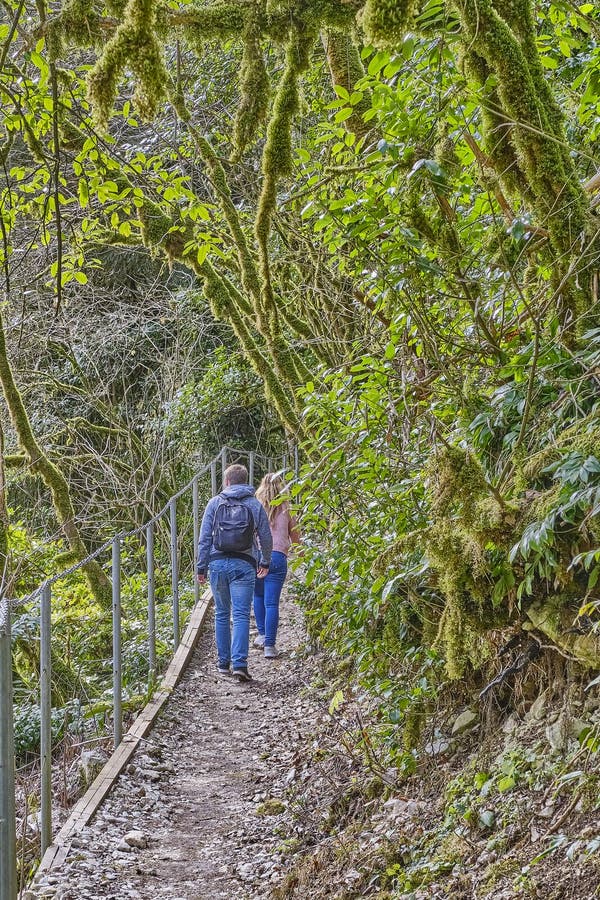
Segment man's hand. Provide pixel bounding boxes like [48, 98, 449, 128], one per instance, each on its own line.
[257, 566, 268, 579]
[197, 573, 207, 585]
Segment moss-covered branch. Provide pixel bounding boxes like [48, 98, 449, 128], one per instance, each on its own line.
[0, 309, 111, 607]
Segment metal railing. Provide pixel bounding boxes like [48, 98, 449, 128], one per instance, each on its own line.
[0, 445, 291, 900]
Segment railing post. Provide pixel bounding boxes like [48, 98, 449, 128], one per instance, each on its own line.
[112, 538, 122, 748]
[170, 498, 180, 649]
[221, 447, 227, 486]
[146, 522, 156, 683]
[0, 599, 17, 900]
[268, 457, 274, 473]
[193, 477, 200, 605]
[282, 453, 288, 475]
[294, 445, 299, 478]
[40, 583, 52, 856]
[248, 451, 255, 486]
[211, 459, 218, 497]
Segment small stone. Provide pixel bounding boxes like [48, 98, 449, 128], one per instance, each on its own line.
[238, 862, 255, 879]
[570, 718, 590, 740]
[425, 736, 454, 755]
[452, 709, 479, 735]
[115, 839, 133, 852]
[526, 691, 548, 722]
[502, 713, 520, 735]
[78, 749, 108, 788]
[546, 717, 569, 751]
[123, 829, 147, 849]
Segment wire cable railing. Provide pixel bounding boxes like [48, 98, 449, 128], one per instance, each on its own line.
[0, 445, 292, 900]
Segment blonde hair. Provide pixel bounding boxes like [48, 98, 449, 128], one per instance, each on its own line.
[256, 472, 286, 524]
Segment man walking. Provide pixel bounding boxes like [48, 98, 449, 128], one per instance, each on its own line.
[197, 463, 272, 681]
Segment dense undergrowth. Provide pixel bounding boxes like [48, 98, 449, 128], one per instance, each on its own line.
[272, 643, 600, 897]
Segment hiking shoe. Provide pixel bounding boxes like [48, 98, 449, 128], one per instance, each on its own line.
[232, 667, 253, 682]
[217, 663, 231, 675]
[264, 645, 278, 659]
[253, 634, 265, 648]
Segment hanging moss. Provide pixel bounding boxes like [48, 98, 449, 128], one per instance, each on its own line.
[454, 0, 591, 321]
[360, 0, 418, 47]
[255, 28, 315, 335]
[422, 446, 517, 677]
[133, 190, 191, 264]
[231, 14, 270, 161]
[87, 0, 169, 128]
[21, 119, 46, 165]
[46, 0, 103, 59]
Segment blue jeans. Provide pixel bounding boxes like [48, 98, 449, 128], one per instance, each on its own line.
[253, 551, 288, 647]
[209, 557, 256, 669]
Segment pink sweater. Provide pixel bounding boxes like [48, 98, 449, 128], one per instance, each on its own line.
[270, 504, 301, 556]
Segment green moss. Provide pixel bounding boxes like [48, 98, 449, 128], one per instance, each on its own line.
[47, 0, 102, 59]
[231, 14, 270, 161]
[455, 0, 591, 319]
[522, 417, 600, 481]
[256, 798, 286, 816]
[255, 28, 315, 336]
[87, 0, 169, 128]
[180, 1, 248, 52]
[360, 0, 417, 46]
[425, 447, 515, 677]
[322, 29, 370, 138]
[21, 120, 46, 164]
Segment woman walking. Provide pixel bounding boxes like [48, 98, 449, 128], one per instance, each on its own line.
[253, 472, 301, 658]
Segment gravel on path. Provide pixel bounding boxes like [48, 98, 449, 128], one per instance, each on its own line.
[29, 590, 317, 900]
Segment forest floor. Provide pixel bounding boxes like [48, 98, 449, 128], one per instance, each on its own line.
[27, 582, 600, 900]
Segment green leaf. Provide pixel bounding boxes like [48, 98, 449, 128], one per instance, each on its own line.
[329, 689, 344, 715]
[497, 776, 516, 792]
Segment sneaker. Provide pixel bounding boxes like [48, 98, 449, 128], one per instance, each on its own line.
[264, 645, 278, 659]
[232, 667, 253, 682]
[253, 634, 266, 648]
[216, 662, 231, 675]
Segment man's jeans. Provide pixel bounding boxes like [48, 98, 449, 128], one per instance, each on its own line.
[209, 557, 256, 669]
[253, 551, 287, 647]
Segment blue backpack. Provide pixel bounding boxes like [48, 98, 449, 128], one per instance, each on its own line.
[212, 495, 255, 552]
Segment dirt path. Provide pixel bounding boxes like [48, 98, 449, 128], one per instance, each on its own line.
[29, 591, 318, 900]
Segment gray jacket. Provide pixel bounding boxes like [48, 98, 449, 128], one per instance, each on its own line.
[196, 483, 273, 575]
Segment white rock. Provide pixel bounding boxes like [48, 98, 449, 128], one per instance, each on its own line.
[123, 829, 147, 849]
[526, 690, 548, 721]
[452, 709, 479, 735]
[78, 749, 108, 787]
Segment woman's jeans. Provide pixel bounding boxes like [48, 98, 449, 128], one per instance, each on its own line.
[253, 551, 288, 647]
[209, 557, 256, 669]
